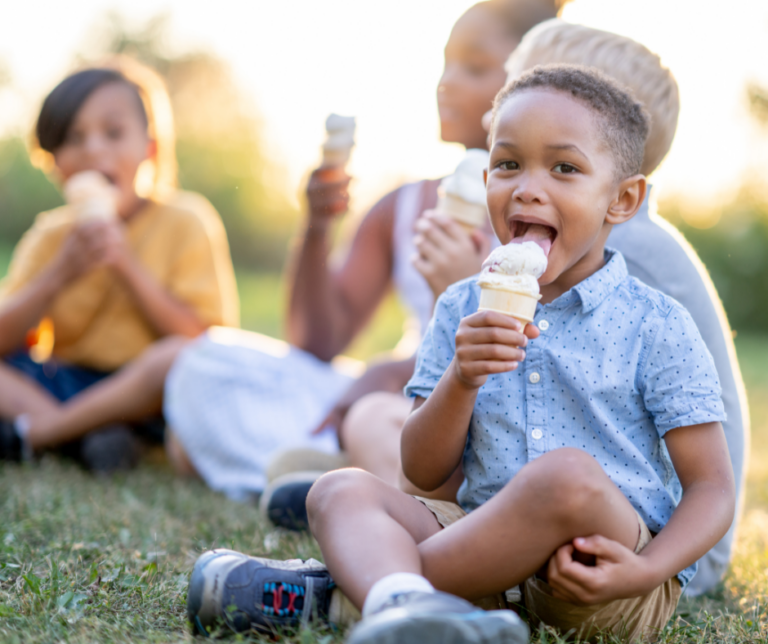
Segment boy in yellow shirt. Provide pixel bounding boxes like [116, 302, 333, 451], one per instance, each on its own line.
[0, 64, 237, 471]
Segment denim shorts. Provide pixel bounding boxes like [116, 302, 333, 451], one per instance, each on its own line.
[4, 351, 165, 444]
[4, 351, 111, 402]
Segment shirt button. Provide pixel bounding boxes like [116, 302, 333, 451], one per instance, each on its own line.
[531, 428, 543, 440]
[538, 319, 550, 331]
[529, 372, 541, 384]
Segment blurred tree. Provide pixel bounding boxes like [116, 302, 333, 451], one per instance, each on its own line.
[0, 138, 63, 244]
[0, 12, 297, 270]
[660, 189, 768, 335]
[746, 81, 768, 127]
[90, 12, 299, 270]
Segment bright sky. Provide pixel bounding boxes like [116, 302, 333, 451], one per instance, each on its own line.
[1, 0, 768, 211]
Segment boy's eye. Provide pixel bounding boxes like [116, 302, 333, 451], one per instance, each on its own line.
[553, 163, 578, 174]
[496, 160, 519, 171]
[106, 127, 124, 140]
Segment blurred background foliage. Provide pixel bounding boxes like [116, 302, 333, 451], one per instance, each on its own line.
[0, 13, 298, 272]
[661, 187, 768, 335]
[0, 14, 767, 344]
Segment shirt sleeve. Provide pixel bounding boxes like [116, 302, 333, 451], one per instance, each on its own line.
[404, 288, 463, 400]
[639, 304, 726, 435]
[166, 212, 237, 329]
[0, 213, 69, 303]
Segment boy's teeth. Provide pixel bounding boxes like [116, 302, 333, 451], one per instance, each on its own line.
[512, 223, 554, 257]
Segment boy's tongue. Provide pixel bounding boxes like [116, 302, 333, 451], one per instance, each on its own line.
[511, 223, 553, 257]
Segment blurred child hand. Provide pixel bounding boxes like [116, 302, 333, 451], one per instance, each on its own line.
[453, 311, 539, 389]
[547, 535, 652, 606]
[412, 211, 491, 299]
[306, 167, 352, 224]
[54, 220, 131, 284]
[85, 219, 131, 272]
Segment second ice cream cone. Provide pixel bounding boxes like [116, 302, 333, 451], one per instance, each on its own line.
[437, 193, 488, 230]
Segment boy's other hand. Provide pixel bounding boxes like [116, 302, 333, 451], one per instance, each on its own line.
[412, 211, 491, 299]
[86, 219, 130, 272]
[547, 535, 652, 605]
[55, 220, 131, 284]
[452, 310, 539, 389]
[306, 168, 351, 225]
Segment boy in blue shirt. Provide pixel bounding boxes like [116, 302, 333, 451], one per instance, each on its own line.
[187, 65, 734, 644]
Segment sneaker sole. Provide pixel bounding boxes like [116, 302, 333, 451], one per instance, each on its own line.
[347, 609, 529, 644]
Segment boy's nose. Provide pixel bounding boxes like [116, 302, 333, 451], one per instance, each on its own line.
[512, 173, 545, 204]
[438, 64, 462, 94]
[82, 133, 107, 159]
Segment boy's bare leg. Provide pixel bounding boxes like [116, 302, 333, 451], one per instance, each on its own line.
[343, 392, 465, 501]
[26, 336, 189, 449]
[0, 362, 60, 418]
[307, 468, 444, 609]
[308, 448, 639, 609]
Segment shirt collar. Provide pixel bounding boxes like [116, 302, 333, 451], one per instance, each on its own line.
[572, 248, 628, 313]
[541, 248, 628, 314]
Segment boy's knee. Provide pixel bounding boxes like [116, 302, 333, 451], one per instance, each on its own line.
[306, 468, 381, 530]
[149, 335, 190, 363]
[341, 392, 409, 448]
[519, 448, 607, 517]
[136, 336, 190, 378]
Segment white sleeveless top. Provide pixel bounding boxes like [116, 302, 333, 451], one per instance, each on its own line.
[391, 181, 436, 337]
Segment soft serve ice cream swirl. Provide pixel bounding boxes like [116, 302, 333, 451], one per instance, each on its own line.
[476, 241, 547, 298]
[436, 149, 489, 229]
[322, 114, 356, 167]
[438, 149, 488, 208]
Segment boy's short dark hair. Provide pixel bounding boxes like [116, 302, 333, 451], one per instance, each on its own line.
[492, 63, 650, 179]
[36, 68, 148, 153]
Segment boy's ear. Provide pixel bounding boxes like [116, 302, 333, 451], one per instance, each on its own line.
[606, 175, 646, 225]
[483, 168, 488, 186]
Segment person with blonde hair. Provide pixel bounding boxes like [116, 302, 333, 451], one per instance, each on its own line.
[0, 58, 237, 472]
[501, 17, 748, 597]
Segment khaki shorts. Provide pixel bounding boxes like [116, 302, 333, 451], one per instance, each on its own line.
[415, 497, 682, 643]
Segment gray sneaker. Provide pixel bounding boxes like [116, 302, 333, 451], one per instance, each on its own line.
[347, 591, 529, 644]
[187, 549, 335, 635]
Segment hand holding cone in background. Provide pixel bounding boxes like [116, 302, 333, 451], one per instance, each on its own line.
[63, 171, 119, 221]
[436, 149, 490, 232]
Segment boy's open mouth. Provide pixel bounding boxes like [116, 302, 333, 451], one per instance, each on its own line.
[510, 219, 557, 257]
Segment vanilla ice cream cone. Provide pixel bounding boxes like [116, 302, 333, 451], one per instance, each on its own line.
[321, 113, 356, 170]
[436, 193, 488, 231]
[477, 287, 539, 324]
[476, 241, 548, 324]
[64, 171, 118, 221]
[436, 149, 489, 231]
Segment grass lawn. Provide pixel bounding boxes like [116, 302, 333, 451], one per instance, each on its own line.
[0, 251, 766, 642]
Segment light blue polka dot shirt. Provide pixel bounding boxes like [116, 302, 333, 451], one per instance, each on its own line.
[405, 249, 725, 589]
